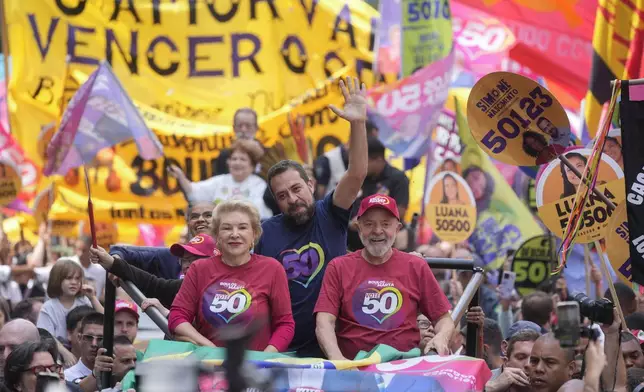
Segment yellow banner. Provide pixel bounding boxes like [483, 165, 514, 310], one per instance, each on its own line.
[4, 0, 377, 223]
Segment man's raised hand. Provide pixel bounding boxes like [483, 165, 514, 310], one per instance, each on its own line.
[329, 77, 368, 123]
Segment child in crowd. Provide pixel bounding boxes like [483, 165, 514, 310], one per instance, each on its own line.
[36, 258, 103, 340]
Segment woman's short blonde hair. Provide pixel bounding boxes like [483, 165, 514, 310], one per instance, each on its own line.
[229, 139, 264, 166]
[211, 200, 263, 245]
[47, 257, 84, 299]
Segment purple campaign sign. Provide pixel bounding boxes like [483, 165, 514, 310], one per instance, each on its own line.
[44, 62, 163, 176]
[375, 0, 402, 76]
[368, 53, 454, 158]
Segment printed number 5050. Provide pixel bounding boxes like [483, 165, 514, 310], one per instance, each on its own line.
[480, 86, 554, 154]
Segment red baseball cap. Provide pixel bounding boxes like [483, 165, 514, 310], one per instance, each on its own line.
[115, 300, 139, 322]
[631, 329, 644, 346]
[170, 234, 217, 258]
[356, 194, 400, 220]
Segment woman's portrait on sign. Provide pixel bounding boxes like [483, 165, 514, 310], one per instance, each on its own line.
[559, 152, 588, 199]
[440, 173, 466, 205]
[536, 148, 623, 206]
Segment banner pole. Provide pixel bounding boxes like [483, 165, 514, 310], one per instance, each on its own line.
[83, 166, 97, 248]
[594, 240, 627, 327]
[612, 78, 644, 87]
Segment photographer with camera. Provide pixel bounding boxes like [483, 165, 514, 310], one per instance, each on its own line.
[553, 293, 627, 392]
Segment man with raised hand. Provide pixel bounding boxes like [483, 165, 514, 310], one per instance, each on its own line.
[314, 195, 453, 360]
[256, 77, 369, 357]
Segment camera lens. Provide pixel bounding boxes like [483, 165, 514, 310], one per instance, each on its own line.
[571, 292, 614, 325]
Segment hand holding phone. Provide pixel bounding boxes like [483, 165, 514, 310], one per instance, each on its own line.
[499, 271, 516, 299]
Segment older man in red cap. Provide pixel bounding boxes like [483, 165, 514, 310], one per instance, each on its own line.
[314, 194, 453, 360]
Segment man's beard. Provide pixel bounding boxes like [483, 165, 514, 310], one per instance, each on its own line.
[284, 202, 315, 226]
[359, 234, 394, 257]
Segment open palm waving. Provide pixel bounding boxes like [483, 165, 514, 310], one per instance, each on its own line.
[329, 77, 368, 122]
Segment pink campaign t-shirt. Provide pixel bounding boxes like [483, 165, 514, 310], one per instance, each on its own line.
[169, 254, 295, 351]
[314, 249, 452, 359]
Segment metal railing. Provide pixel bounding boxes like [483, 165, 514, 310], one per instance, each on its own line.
[113, 256, 483, 359]
[425, 257, 484, 359]
[101, 256, 484, 388]
[120, 280, 171, 336]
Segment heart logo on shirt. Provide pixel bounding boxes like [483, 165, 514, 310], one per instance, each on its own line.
[279, 243, 325, 288]
[208, 288, 252, 324]
[363, 286, 403, 325]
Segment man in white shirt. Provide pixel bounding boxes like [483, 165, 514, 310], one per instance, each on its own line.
[65, 312, 103, 385]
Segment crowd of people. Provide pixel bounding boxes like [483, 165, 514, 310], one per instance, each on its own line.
[0, 76, 638, 392]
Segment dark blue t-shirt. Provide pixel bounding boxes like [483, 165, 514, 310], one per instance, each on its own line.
[255, 192, 350, 355]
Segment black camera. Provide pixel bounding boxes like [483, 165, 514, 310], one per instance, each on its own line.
[571, 292, 614, 325]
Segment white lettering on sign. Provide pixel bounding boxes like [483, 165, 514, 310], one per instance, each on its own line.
[505, 21, 551, 52]
[555, 35, 592, 59]
[632, 234, 644, 257]
[627, 166, 644, 206]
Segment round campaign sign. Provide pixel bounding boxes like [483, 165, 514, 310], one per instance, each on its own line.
[81, 221, 118, 250]
[0, 161, 22, 206]
[33, 185, 55, 228]
[511, 235, 555, 296]
[586, 129, 624, 169]
[606, 203, 631, 285]
[467, 72, 571, 166]
[536, 148, 625, 243]
[425, 171, 477, 243]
